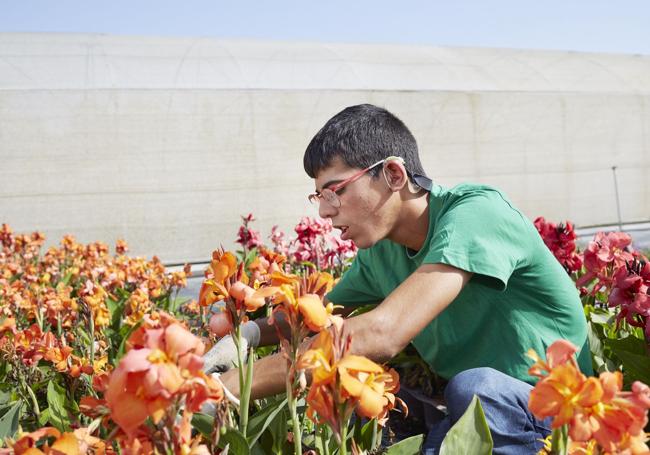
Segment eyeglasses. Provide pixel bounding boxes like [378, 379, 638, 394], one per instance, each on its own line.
[308, 156, 405, 208]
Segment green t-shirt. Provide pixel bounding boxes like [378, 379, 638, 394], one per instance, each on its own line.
[327, 183, 592, 384]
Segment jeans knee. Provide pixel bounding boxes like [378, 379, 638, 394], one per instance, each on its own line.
[444, 367, 504, 418]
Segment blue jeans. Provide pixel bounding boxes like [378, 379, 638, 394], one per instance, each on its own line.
[422, 368, 552, 455]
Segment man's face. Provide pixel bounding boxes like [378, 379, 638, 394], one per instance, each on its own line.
[313, 157, 395, 249]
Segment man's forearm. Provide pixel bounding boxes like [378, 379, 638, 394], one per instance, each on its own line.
[220, 352, 288, 399]
[256, 313, 290, 346]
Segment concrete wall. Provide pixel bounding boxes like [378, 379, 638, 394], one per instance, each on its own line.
[1, 33, 649, 262]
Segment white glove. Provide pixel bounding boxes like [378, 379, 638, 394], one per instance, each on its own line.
[200, 373, 240, 415]
[202, 321, 261, 374]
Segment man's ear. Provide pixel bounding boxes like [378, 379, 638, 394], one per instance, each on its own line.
[383, 160, 408, 191]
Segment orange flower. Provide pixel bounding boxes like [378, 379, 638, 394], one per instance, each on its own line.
[529, 363, 602, 427]
[105, 316, 221, 437]
[528, 340, 650, 453]
[124, 288, 152, 326]
[298, 326, 405, 433]
[8, 426, 105, 455]
[79, 280, 110, 328]
[258, 270, 338, 335]
[198, 279, 227, 307]
[198, 250, 255, 312]
[527, 339, 579, 378]
[297, 294, 331, 332]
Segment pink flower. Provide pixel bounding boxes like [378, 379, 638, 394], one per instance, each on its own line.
[608, 260, 650, 337]
[577, 231, 635, 292]
[269, 225, 289, 256]
[235, 213, 263, 250]
[534, 217, 582, 274]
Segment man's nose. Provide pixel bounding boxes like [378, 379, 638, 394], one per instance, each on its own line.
[318, 198, 337, 219]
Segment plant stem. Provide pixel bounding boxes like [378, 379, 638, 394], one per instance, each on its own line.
[235, 324, 253, 437]
[288, 328, 304, 455]
[89, 311, 95, 365]
[287, 383, 302, 455]
[370, 418, 378, 451]
[339, 419, 348, 455]
[319, 425, 331, 455]
[551, 425, 569, 455]
[23, 376, 40, 419]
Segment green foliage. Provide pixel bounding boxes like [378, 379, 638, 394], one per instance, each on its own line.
[550, 425, 569, 455]
[606, 336, 650, 385]
[439, 395, 493, 455]
[0, 401, 22, 442]
[218, 427, 250, 454]
[246, 396, 288, 447]
[384, 434, 424, 454]
[191, 412, 215, 439]
[352, 418, 381, 452]
[46, 380, 70, 432]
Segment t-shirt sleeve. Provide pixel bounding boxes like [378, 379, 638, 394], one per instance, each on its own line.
[326, 249, 383, 307]
[423, 189, 529, 290]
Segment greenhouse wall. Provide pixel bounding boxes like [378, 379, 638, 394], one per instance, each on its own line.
[1, 33, 649, 262]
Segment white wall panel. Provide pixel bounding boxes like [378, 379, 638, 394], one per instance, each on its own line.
[1, 33, 649, 262]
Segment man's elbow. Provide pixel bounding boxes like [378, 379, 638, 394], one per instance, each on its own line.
[367, 313, 408, 362]
[377, 339, 407, 362]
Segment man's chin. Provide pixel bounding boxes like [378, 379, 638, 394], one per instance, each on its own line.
[351, 236, 377, 250]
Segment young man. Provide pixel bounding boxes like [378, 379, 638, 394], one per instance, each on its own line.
[208, 104, 592, 454]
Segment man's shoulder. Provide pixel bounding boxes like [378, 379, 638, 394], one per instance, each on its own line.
[434, 182, 521, 219]
[444, 182, 508, 200]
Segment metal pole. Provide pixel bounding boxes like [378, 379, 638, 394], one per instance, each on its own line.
[611, 166, 623, 231]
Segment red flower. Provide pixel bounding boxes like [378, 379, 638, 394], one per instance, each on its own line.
[609, 260, 650, 337]
[534, 217, 582, 274]
[577, 231, 635, 292]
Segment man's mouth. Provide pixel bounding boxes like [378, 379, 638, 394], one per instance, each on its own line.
[335, 225, 350, 240]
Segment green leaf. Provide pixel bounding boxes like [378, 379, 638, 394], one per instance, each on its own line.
[218, 427, 250, 454]
[606, 335, 647, 356]
[587, 309, 615, 326]
[0, 390, 12, 406]
[550, 425, 569, 455]
[250, 444, 268, 455]
[0, 401, 22, 441]
[47, 380, 70, 431]
[60, 271, 73, 286]
[243, 248, 259, 267]
[610, 348, 650, 385]
[115, 320, 142, 362]
[191, 412, 215, 439]
[352, 418, 381, 452]
[38, 408, 51, 427]
[439, 395, 493, 455]
[106, 296, 124, 329]
[246, 396, 288, 447]
[268, 408, 288, 454]
[384, 434, 424, 455]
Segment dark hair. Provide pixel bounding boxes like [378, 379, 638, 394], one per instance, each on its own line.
[303, 104, 427, 179]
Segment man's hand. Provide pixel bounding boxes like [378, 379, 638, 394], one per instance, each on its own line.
[202, 321, 261, 374]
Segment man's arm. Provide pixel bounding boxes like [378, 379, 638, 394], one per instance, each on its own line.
[220, 263, 472, 399]
[343, 263, 471, 361]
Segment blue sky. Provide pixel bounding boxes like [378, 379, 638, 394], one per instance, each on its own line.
[1, 0, 649, 54]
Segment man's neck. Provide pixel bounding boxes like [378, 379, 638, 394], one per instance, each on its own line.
[387, 191, 430, 252]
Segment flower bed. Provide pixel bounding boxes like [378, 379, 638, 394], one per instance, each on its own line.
[0, 217, 648, 454]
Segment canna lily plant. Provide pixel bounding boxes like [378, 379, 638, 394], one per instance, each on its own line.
[528, 339, 650, 454]
[298, 323, 406, 455]
[101, 311, 223, 451]
[245, 269, 338, 455]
